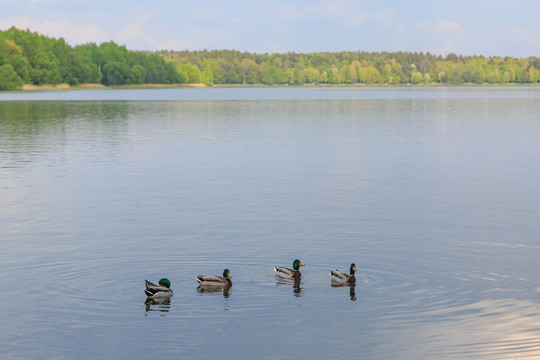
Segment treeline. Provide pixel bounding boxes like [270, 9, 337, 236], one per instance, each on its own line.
[163, 50, 540, 86]
[1, 26, 540, 90]
[0, 27, 180, 90]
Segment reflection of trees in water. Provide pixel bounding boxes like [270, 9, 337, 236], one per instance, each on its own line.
[0, 101, 130, 168]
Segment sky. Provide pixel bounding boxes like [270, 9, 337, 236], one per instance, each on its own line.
[1, 0, 539, 57]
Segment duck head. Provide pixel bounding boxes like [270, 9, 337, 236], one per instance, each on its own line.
[293, 259, 305, 270]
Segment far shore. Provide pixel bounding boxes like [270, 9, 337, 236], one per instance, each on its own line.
[16, 82, 540, 91]
[20, 83, 207, 91]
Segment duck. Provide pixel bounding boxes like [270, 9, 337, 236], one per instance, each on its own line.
[330, 263, 356, 284]
[274, 259, 304, 279]
[196, 269, 232, 287]
[144, 278, 173, 299]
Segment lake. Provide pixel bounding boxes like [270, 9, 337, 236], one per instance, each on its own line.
[1, 86, 540, 359]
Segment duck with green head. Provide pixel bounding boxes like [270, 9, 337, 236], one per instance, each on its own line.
[196, 269, 232, 287]
[144, 278, 173, 299]
[274, 259, 304, 279]
[330, 263, 356, 284]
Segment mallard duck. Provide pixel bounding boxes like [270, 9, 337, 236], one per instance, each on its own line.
[330, 263, 356, 284]
[274, 259, 304, 279]
[196, 269, 232, 287]
[144, 278, 173, 299]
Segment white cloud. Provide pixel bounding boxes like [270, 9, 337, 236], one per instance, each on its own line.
[115, 23, 160, 50]
[115, 23, 186, 51]
[306, 0, 366, 27]
[436, 20, 462, 33]
[0, 16, 110, 45]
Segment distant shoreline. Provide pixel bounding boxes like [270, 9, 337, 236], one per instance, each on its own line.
[20, 83, 207, 91]
[16, 82, 540, 91]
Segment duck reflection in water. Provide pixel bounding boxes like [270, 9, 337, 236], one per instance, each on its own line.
[144, 297, 171, 313]
[275, 278, 304, 297]
[331, 283, 357, 301]
[196, 285, 231, 298]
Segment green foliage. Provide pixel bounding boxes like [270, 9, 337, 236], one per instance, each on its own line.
[161, 50, 540, 86]
[0, 27, 180, 88]
[0, 63, 23, 90]
[176, 63, 200, 83]
[1, 27, 539, 89]
[1, 27, 103, 86]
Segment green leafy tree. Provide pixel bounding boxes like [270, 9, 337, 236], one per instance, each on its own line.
[284, 68, 295, 84]
[202, 64, 214, 85]
[305, 67, 321, 83]
[176, 63, 199, 83]
[486, 70, 501, 84]
[225, 65, 242, 84]
[529, 67, 540, 83]
[127, 64, 146, 84]
[410, 70, 423, 84]
[0, 63, 23, 89]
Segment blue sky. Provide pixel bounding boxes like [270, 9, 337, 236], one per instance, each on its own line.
[1, 0, 539, 57]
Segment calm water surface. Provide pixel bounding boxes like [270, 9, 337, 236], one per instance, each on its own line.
[1, 87, 540, 359]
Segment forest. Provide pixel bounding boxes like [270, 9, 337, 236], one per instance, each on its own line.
[1, 26, 539, 90]
[0, 27, 180, 90]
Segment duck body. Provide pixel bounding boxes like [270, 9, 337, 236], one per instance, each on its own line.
[144, 278, 173, 299]
[196, 269, 232, 287]
[274, 259, 304, 279]
[330, 263, 356, 284]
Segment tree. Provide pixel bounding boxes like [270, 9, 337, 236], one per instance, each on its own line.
[284, 68, 295, 84]
[410, 70, 423, 84]
[0, 63, 23, 89]
[237, 58, 257, 85]
[261, 61, 277, 84]
[102, 61, 129, 85]
[202, 64, 214, 85]
[225, 65, 242, 84]
[127, 64, 146, 84]
[529, 67, 540, 83]
[305, 67, 321, 83]
[486, 70, 501, 84]
[358, 65, 380, 84]
[380, 64, 392, 84]
[515, 67, 529, 83]
[176, 63, 200, 83]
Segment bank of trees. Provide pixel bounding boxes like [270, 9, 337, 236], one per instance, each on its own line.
[162, 50, 540, 86]
[1, 26, 539, 90]
[0, 27, 180, 89]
